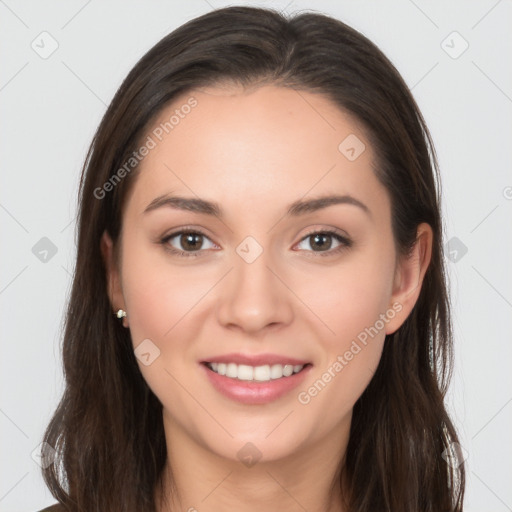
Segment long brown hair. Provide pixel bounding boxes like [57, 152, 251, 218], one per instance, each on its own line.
[41, 6, 465, 511]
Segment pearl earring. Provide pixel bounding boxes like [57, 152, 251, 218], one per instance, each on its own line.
[116, 309, 127, 319]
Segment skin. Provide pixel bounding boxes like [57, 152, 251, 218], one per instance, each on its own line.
[101, 84, 432, 512]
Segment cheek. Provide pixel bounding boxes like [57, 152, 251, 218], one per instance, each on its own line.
[298, 336, 385, 417]
[297, 251, 395, 346]
[293, 249, 394, 407]
[297, 266, 392, 414]
[121, 238, 214, 343]
[120, 245, 212, 418]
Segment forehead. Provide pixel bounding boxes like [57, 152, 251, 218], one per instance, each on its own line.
[125, 84, 387, 219]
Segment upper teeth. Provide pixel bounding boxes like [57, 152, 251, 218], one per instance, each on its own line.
[208, 362, 305, 381]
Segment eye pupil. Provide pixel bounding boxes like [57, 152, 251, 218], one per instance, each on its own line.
[311, 233, 331, 251]
[181, 233, 202, 250]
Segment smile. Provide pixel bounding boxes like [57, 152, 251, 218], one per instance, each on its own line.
[201, 361, 313, 405]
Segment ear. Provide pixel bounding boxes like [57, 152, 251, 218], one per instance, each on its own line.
[100, 230, 129, 328]
[385, 223, 433, 335]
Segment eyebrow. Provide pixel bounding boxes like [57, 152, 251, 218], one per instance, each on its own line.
[143, 193, 371, 219]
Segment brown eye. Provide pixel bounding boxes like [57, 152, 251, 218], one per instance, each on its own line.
[296, 230, 352, 256]
[161, 230, 216, 257]
[179, 232, 204, 251]
[309, 233, 334, 251]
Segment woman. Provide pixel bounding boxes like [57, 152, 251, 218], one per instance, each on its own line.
[38, 5, 465, 511]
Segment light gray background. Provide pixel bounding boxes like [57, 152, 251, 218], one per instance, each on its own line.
[1, 1, 511, 511]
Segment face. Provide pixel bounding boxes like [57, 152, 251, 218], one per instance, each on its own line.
[102, 84, 426, 465]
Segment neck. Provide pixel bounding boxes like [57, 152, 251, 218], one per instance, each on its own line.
[154, 411, 350, 512]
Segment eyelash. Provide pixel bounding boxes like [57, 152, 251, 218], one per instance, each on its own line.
[160, 227, 353, 259]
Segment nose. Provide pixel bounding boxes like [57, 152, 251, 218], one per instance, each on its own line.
[216, 246, 294, 335]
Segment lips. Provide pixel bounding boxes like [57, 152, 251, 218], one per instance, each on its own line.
[199, 352, 314, 404]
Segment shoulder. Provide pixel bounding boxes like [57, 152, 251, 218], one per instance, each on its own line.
[37, 504, 65, 512]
